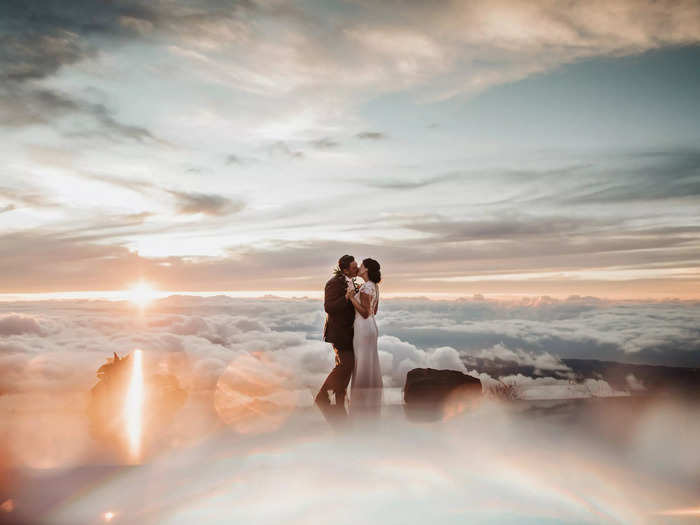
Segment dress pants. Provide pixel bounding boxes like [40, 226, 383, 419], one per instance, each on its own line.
[318, 345, 354, 404]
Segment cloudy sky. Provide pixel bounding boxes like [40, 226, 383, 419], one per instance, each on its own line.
[2, 0, 700, 297]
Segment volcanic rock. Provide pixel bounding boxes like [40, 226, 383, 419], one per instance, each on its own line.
[404, 368, 482, 421]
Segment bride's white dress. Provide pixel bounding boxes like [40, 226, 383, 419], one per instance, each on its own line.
[350, 281, 383, 413]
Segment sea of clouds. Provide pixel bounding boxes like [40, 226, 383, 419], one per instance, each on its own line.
[2, 295, 700, 524]
[1, 294, 699, 403]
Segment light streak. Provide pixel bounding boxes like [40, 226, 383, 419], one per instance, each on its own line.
[125, 349, 143, 462]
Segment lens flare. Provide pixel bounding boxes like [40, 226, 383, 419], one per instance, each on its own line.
[124, 349, 143, 462]
[214, 353, 297, 435]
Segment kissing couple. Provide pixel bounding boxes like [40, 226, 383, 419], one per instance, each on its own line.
[315, 254, 383, 417]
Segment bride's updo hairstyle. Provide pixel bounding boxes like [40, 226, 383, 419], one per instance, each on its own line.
[362, 258, 381, 284]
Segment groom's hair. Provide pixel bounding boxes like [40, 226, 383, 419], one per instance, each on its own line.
[338, 254, 355, 271]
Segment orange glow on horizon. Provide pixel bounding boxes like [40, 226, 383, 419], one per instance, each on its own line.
[654, 506, 700, 516]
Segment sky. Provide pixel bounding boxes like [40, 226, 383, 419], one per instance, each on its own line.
[2, 0, 700, 297]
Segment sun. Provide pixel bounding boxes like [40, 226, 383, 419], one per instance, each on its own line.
[127, 281, 158, 307]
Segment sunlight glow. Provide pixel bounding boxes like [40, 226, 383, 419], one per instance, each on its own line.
[127, 281, 158, 307]
[125, 349, 144, 463]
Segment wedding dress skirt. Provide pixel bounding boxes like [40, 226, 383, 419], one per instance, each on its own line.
[350, 282, 383, 414]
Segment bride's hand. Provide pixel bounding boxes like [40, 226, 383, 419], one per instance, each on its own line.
[345, 287, 356, 300]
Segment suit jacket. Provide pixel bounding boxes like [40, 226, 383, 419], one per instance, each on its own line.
[322, 274, 356, 352]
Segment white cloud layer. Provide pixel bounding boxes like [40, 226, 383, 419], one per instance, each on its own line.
[0, 294, 697, 479]
[2, 295, 696, 405]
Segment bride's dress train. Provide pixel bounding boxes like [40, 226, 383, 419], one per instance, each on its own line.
[350, 281, 383, 415]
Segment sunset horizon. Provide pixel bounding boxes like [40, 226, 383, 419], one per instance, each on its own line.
[2, 285, 699, 302]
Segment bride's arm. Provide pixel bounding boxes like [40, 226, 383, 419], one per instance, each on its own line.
[349, 292, 371, 319]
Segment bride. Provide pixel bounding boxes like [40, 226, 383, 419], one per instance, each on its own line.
[346, 258, 383, 414]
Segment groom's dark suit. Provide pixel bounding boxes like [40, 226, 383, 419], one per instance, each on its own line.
[318, 273, 357, 405]
[323, 274, 356, 351]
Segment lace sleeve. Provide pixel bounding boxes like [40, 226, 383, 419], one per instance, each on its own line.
[360, 281, 376, 296]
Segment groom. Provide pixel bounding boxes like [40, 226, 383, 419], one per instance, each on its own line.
[315, 254, 359, 412]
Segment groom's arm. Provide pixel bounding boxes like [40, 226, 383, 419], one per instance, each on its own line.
[324, 278, 348, 314]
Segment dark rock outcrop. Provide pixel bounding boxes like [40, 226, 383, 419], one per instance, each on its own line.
[404, 368, 482, 421]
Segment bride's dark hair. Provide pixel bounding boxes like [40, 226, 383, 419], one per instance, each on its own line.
[362, 258, 381, 283]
